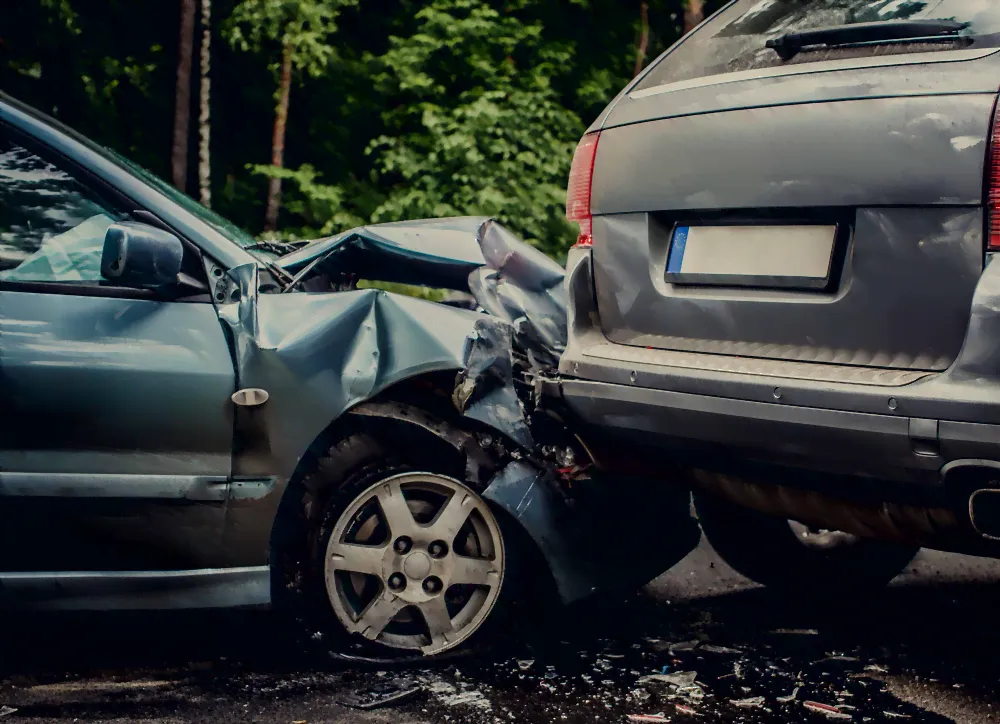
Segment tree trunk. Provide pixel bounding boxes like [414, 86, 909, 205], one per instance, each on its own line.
[171, 0, 195, 192]
[197, 0, 212, 207]
[684, 0, 705, 33]
[634, 1, 650, 77]
[264, 41, 293, 232]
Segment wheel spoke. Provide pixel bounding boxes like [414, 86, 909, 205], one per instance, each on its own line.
[328, 541, 386, 576]
[354, 589, 406, 640]
[375, 480, 416, 537]
[428, 490, 476, 542]
[418, 595, 454, 651]
[451, 554, 498, 587]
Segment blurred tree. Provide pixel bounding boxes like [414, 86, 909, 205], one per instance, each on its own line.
[224, 0, 359, 230]
[685, 0, 705, 32]
[199, 0, 212, 206]
[634, 2, 651, 77]
[171, 0, 196, 191]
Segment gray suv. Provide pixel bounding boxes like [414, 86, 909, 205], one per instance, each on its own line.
[556, 1, 1000, 592]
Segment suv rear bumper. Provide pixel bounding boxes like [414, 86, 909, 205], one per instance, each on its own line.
[559, 374, 1000, 487]
[558, 248, 1000, 489]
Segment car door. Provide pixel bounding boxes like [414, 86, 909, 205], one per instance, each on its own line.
[0, 124, 238, 573]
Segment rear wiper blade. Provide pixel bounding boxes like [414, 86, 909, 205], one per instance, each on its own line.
[766, 19, 965, 61]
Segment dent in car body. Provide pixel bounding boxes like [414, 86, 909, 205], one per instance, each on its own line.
[278, 217, 568, 369]
[212, 220, 658, 603]
[215, 262, 520, 565]
[483, 460, 701, 604]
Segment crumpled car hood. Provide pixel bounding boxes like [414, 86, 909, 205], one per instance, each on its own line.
[276, 217, 568, 367]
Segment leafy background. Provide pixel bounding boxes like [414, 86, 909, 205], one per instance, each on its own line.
[1, 0, 724, 260]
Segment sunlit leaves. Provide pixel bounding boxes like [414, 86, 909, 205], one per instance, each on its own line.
[360, 0, 584, 258]
[224, 0, 358, 80]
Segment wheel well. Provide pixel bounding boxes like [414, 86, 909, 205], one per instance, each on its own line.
[268, 371, 520, 590]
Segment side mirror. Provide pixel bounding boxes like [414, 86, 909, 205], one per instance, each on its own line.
[101, 221, 184, 288]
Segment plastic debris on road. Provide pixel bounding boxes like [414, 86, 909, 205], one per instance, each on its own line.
[336, 679, 423, 710]
[637, 670, 705, 702]
[700, 644, 742, 655]
[0, 707, 16, 718]
[627, 714, 669, 722]
[670, 640, 701, 653]
[777, 686, 801, 702]
[638, 671, 697, 687]
[730, 696, 765, 708]
[803, 700, 853, 720]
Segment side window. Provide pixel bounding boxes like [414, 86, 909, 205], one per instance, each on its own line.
[0, 133, 122, 283]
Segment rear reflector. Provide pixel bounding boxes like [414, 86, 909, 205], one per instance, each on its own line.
[567, 132, 600, 248]
[989, 97, 1000, 250]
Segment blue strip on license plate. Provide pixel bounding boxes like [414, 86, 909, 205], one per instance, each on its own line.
[667, 226, 688, 273]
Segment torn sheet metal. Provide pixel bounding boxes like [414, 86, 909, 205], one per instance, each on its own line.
[468, 220, 567, 369]
[453, 318, 535, 450]
[277, 216, 490, 289]
[482, 460, 701, 605]
[276, 217, 567, 368]
[218, 263, 523, 480]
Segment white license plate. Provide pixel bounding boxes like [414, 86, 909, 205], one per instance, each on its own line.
[666, 224, 838, 289]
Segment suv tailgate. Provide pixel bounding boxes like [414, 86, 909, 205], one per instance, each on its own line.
[588, 2, 1000, 373]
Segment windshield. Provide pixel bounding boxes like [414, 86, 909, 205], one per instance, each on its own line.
[636, 0, 1000, 90]
[104, 148, 261, 249]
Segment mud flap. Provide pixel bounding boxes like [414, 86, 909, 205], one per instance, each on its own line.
[483, 460, 701, 605]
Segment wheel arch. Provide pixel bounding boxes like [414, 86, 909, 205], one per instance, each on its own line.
[266, 371, 550, 598]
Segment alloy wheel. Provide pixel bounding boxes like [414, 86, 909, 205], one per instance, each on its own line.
[324, 472, 505, 655]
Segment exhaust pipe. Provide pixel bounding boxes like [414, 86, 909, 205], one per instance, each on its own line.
[941, 460, 1000, 540]
[970, 489, 1000, 540]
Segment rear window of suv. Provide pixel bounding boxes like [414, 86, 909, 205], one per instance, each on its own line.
[635, 0, 1000, 91]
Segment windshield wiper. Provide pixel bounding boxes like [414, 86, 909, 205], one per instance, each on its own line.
[766, 19, 965, 61]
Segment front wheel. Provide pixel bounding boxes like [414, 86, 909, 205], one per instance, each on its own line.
[323, 470, 506, 655]
[276, 422, 528, 658]
[693, 490, 919, 594]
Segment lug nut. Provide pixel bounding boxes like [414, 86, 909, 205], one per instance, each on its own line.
[393, 536, 412, 554]
[387, 573, 406, 591]
[428, 540, 448, 558]
[422, 576, 443, 594]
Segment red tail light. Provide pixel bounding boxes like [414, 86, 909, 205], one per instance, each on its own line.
[989, 97, 1000, 250]
[567, 132, 600, 248]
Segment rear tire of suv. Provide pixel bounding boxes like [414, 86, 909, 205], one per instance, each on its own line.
[693, 491, 919, 594]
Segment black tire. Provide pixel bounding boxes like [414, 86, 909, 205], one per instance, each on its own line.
[693, 490, 919, 594]
[272, 412, 536, 660]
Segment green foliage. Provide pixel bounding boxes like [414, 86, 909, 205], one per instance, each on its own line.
[356, 279, 449, 303]
[248, 163, 364, 239]
[360, 0, 584, 258]
[3, 0, 726, 259]
[224, 0, 359, 81]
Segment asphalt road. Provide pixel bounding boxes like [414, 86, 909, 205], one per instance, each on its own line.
[2, 539, 999, 724]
